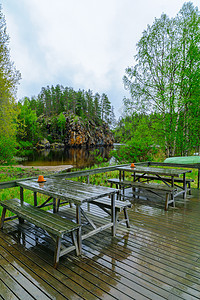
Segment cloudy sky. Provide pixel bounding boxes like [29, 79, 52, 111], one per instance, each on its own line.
[1, 0, 199, 118]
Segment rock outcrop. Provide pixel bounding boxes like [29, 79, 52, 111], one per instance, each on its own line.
[36, 112, 114, 148]
[36, 138, 50, 149]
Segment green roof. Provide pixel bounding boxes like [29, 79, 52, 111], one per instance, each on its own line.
[164, 156, 200, 164]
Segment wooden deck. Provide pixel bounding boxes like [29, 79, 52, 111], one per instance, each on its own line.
[1, 188, 200, 299]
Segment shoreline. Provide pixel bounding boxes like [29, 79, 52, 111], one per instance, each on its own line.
[1, 165, 74, 172]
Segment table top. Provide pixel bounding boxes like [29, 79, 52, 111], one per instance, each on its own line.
[116, 165, 192, 177]
[17, 177, 117, 205]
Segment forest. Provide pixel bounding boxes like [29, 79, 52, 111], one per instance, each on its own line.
[0, 2, 199, 164]
[17, 85, 115, 149]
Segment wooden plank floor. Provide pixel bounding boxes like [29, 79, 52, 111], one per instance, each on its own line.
[0, 188, 200, 299]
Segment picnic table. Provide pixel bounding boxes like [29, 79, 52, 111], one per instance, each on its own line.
[17, 177, 118, 251]
[109, 165, 192, 210]
[0, 177, 121, 267]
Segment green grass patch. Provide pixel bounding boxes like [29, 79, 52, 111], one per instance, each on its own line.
[0, 166, 49, 217]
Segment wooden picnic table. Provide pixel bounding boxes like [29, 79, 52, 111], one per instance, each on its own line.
[116, 165, 192, 200]
[17, 177, 118, 255]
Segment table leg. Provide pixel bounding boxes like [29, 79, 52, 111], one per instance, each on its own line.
[111, 193, 116, 236]
[122, 171, 125, 197]
[20, 187, 24, 205]
[76, 205, 82, 254]
[0, 208, 6, 229]
[53, 198, 57, 213]
[19, 187, 24, 223]
[119, 171, 122, 200]
[54, 236, 61, 269]
[34, 192, 37, 206]
[183, 173, 186, 199]
[171, 176, 174, 189]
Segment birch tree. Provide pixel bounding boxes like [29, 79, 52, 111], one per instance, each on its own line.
[123, 2, 200, 156]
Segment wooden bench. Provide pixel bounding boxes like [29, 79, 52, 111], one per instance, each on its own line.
[90, 197, 131, 228]
[132, 175, 194, 195]
[108, 176, 193, 194]
[0, 198, 81, 268]
[108, 179, 176, 210]
[108, 178, 132, 189]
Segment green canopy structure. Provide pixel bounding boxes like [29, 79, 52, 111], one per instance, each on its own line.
[164, 156, 200, 164]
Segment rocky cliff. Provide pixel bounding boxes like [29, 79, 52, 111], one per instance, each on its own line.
[36, 112, 114, 149]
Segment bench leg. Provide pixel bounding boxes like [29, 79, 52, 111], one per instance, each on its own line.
[0, 208, 6, 229]
[123, 208, 130, 228]
[18, 217, 24, 224]
[165, 193, 175, 210]
[53, 198, 57, 213]
[54, 236, 61, 269]
[165, 193, 169, 211]
[188, 182, 191, 195]
[115, 210, 119, 226]
[76, 205, 82, 254]
[57, 198, 61, 211]
[71, 230, 80, 256]
[111, 194, 116, 237]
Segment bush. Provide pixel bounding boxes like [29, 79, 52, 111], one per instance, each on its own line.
[0, 136, 16, 164]
[111, 142, 158, 163]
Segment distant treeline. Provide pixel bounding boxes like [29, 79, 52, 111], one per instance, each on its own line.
[19, 84, 116, 126]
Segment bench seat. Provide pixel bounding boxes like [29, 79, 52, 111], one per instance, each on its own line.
[108, 179, 176, 210]
[91, 197, 131, 228]
[108, 176, 193, 194]
[132, 175, 194, 194]
[0, 198, 80, 268]
[108, 178, 132, 189]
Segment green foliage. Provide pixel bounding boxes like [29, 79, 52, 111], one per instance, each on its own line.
[0, 5, 21, 163]
[23, 84, 115, 126]
[0, 135, 16, 164]
[17, 97, 39, 143]
[122, 2, 200, 157]
[17, 85, 115, 147]
[111, 142, 157, 163]
[57, 112, 66, 137]
[89, 149, 107, 163]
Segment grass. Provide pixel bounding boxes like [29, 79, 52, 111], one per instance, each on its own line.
[0, 166, 50, 217]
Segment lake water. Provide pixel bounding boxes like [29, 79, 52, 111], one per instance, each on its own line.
[21, 145, 117, 168]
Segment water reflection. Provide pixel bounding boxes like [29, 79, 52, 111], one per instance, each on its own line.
[22, 146, 114, 168]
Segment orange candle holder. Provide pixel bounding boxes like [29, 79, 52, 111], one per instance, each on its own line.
[37, 175, 46, 183]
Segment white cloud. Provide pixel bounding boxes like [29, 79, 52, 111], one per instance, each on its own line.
[1, 0, 200, 117]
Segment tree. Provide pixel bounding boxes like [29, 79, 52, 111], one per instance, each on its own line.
[85, 89, 94, 118]
[17, 97, 38, 144]
[123, 2, 200, 156]
[100, 93, 111, 123]
[93, 93, 101, 123]
[57, 112, 66, 137]
[0, 5, 21, 163]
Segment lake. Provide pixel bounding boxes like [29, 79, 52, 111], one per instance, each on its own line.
[21, 145, 117, 168]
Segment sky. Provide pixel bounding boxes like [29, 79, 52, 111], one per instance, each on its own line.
[1, 0, 199, 118]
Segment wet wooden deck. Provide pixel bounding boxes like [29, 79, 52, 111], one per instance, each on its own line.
[1, 188, 200, 299]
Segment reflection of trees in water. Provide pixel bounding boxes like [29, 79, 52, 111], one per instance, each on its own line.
[23, 146, 113, 167]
